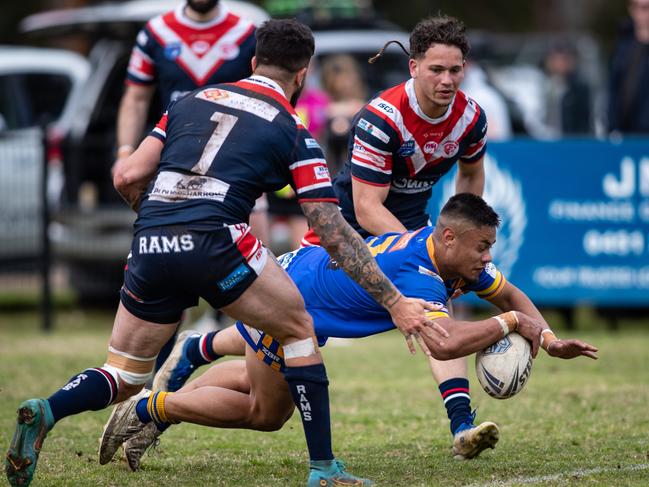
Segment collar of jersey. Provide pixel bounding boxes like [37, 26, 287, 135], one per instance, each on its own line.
[244, 75, 287, 99]
[405, 78, 454, 124]
[174, 3, 229, 30]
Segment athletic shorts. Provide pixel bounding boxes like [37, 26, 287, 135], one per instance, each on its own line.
[120, 223, 267, 324]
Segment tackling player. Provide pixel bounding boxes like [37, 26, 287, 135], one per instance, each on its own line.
[5, 20, 439, 487]
[101, 194, 597, 471]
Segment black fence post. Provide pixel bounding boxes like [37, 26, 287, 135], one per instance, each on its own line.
[40, 122, 52, 332]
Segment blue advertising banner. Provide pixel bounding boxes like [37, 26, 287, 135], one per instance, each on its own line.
[428, 139, 649, 306]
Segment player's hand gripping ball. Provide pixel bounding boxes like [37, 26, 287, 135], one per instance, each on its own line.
[475, 332, 532, 399]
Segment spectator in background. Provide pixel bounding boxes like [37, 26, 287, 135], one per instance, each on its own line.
[608, 0, 649, 135]
[461, 60, 512, 140]
[543, 43, 592, 136]
[321, 54, 367, 175]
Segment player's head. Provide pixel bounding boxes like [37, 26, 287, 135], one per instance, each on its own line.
[435, 193, 500, 283]
[253, 19, 315, 106]
[408, 16, 469, 114]
[186, 0, 219, 15]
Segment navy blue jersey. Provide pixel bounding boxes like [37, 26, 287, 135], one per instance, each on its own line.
[333, 80, 488, 236]
[134, 76, 337, 232]
[126, 4, 255, 107]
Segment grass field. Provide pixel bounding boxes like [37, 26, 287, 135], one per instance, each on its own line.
[1, 309, 648, 486]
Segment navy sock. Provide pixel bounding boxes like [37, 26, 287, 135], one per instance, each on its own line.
[284, 363, 333, 462]
[439, 378, 473, 435]
[185, 331, 221, 366]
[47, 368, 118, 423]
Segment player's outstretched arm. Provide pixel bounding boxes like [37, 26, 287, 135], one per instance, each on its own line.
[113, 136, 163, 211]
[486, 281, 598, 360]
[301, 201, 448, 355]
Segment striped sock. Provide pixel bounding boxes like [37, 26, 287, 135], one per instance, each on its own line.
[47, 367, 118, 423]
[185, 331, 221, 366]
[439, 378, 473, 435]
[136, 391, 177, 430]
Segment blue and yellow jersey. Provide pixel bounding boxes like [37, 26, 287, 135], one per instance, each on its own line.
[237, 225, 507, 369]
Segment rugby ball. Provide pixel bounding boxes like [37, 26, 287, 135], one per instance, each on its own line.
[475, 332, 533, 399]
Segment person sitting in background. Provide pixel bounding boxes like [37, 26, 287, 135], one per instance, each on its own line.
[608, 0, 649, 135]
[321, 54, 367, 176]
[543, 43, 592, 137]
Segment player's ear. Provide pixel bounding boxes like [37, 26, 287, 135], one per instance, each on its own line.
[442, 226, 456, 248]
[295, 66, 308, 87]
[409, 58, 418, 79]
[251, 56, 258, 72]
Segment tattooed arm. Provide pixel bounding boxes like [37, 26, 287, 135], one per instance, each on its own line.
[301, 201, 447, 354]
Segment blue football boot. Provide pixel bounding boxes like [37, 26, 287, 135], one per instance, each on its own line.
[152, 330, 200, 392]
[5, 398, 54, 487]
[307, 459, 374, 486]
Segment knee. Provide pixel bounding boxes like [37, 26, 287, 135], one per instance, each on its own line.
[273, 307, 314, 343]
[250, 413, 289, 432]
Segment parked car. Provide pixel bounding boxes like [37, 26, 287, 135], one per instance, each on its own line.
[0, 46, 89, 267]
[21, 1, 412, 302]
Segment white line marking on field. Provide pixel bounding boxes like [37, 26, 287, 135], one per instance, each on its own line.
[465, 463, 649, 486]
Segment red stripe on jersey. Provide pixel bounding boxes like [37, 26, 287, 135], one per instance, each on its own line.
[296, 197, 339, 204]
[234, 80, 295, 114]
[235, 230, 258, 260]
[198, 21, 254, 84]
[354, 136, 392, 160]
[351, 175, 391, 187]
[127, 48, 155, 81]
[351, 153, 392, 173]
[290, 160, 332, 194]
[155, 113, 168, 133]
[301, 229, 320, 247]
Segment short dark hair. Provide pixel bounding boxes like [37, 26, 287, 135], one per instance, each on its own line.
[255, 19, 314, 73]
[440, 193, 500, 228]
[409, 15, 470, 59]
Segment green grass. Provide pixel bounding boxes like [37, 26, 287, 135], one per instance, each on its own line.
[1, 310, 648, 486]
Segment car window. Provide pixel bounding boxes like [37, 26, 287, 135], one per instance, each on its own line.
[0, 73, 72, 129]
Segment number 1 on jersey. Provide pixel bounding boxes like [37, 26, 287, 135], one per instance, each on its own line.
[192, 111, 239, 175]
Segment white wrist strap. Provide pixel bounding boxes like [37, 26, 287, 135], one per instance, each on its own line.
[494, 315, 509, 337]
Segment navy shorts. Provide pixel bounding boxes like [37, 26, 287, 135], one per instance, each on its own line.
[120, 223, 267, 324]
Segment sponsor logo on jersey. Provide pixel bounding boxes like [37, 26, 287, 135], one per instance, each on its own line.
[423, 141, 438, 154]
[483, 336, 512, 355]
[149, 171, 230, 203]
[314, 165, 330, 180]
[357, 118, 390, 143]
[191, 40, 210, 55]
[305, 138, 321, 150]
[136, 30, 149, 46]
[217, 263, 251, 291]
[377, 102, 394, 113]
[164, 42, 181, 60]
[391, 177, 434, 193]
[397, 140, 416, 157]
[201, 88, 230, 101]
[442, 140, 459, 157]
[418, 265, 444, 283]
[219, 43, 241, 60]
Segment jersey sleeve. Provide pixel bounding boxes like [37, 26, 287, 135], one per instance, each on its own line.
[126, 25, 157, 86]
[349, 107, 400, 187]
[462, 262, 507, 300]
[459, 102, 488, 163]
[289, 122, 338, 204]
[394, 265, 450, 320]
[149, 111, 168, 143]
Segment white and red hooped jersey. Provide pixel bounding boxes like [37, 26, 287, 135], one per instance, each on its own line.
[134, 76, 337, 233]
[126, 3, 256, 107]
[333, 79, 488, 236]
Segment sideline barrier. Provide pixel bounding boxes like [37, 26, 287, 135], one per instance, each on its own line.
[429, 138, 649, 307]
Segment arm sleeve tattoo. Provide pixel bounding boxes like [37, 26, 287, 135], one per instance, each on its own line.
[301, 201, 402, 309]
